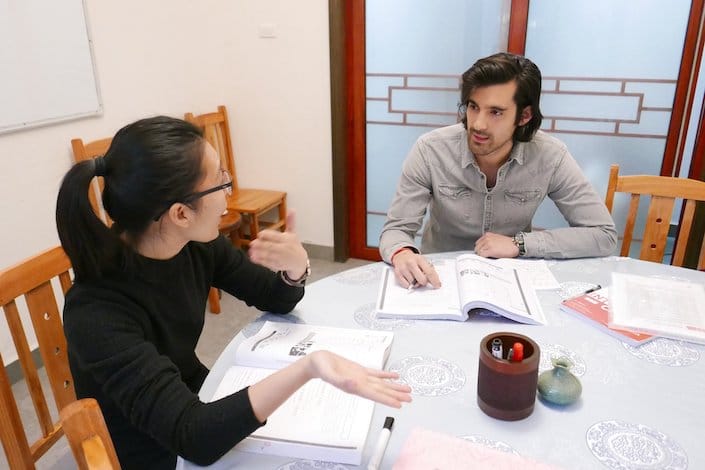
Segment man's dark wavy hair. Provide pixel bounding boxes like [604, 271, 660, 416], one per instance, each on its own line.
[459, 52, 543, 142]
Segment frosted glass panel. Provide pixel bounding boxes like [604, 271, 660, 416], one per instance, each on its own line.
[365, 0, 509, 247]
[525, 0, 690, 241]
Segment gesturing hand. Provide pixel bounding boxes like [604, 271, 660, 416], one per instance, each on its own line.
[305, 351, 412, 408]
[249, 210, 309, 279]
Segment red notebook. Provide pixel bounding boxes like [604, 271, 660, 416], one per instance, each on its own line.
[560, 288, 655, 346]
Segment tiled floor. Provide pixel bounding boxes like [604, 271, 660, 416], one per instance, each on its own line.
[1, 256, 372, 470]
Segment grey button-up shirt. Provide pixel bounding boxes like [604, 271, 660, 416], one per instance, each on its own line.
[379, 124, 617, 263]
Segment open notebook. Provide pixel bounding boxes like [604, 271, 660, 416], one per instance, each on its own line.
[211, 321, 394, 465]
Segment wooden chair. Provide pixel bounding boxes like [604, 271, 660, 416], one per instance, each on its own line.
[185, 105, 287, 247]
[0, 246, 76, 469]
[605, 163, 705, 268]
[60, 398, 120, 470]
[70, 137, 239, 313]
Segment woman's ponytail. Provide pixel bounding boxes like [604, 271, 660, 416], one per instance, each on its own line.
[56, 160, 123, 281]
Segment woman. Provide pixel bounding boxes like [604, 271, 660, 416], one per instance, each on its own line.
[56, 116, 411, 469]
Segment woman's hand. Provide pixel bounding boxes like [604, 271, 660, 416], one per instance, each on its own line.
[249, 211, 309, 279]
[305, 350, 412, 408]
[248, 350, 412, 423]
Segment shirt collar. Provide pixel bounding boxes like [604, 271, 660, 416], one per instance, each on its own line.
[460, 128, 475, 169]
[510, 140, 526, 165]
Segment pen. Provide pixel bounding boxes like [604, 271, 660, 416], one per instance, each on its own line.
[506, 347, 514, 361]
[583, 284, 602, 295]
[491, 338, 503, 359]
[367, 416, 394, 470]
[406, 279, 418, 293]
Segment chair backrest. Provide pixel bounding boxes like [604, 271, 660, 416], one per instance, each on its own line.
[60, 398, 120, 470]
[70, 137, 113, 226]
[605, 163, 705, 269]
[0, 246, 76, 469]
[184, 105, 239, 192]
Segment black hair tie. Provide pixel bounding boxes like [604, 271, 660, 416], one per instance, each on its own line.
[94, 156, 107, 177]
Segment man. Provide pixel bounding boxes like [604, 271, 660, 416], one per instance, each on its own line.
[379, 53, 617, 288]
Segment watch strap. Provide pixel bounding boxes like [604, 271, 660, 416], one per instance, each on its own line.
[281, 258, 311, 287]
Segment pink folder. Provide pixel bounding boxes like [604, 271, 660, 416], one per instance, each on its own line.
[393, 427, 563, 470]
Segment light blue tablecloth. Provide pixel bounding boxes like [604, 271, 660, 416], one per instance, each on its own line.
[179, 255, 705, 470]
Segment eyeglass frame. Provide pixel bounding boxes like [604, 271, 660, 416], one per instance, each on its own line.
[153, 169, 233, 221]
[181, 169, 233, 203]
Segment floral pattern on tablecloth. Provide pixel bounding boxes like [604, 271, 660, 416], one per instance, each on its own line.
[389, 356, 466, 396]
[586, 420, 687, 469]
[537, 342, 587, 376]
[331, 264, 384, 286]
[557, 281, 601, 300]
[241, 313, 305, 338]
[458, 435, 520, 455]
[353, 302, 415, 331]
[277, 460, 350, 470]
[622, 338, 700, 367]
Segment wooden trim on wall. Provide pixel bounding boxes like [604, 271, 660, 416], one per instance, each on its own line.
[662, 0, 705, 177]
[329, 0, 349, 261]
[507, 0, 529, 54]
[346, 0, 382, 260]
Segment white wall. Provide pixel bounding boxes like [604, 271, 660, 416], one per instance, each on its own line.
[0, 0, 333, 365]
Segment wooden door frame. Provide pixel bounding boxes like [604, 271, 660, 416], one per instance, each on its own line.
[333, 0, 705, 261]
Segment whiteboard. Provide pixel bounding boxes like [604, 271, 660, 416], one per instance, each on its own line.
[0, 0, 102, 134]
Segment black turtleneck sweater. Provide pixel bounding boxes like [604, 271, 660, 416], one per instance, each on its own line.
[63, 235, 304, 469]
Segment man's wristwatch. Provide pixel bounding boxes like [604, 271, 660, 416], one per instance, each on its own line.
[281, 258, 311, 287]
[512, 232, 526, 257]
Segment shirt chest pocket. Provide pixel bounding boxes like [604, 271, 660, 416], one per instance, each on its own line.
[437, 185, 472, 199]
[504, 189, 542, 205]
[435, 184, 482, 223]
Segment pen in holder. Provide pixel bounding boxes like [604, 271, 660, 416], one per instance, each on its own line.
[477, 332, 540, 421]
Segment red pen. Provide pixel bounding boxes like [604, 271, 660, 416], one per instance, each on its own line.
[511, 342, 524, 362]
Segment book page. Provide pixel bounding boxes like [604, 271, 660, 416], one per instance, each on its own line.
[236, 321, 393, 370]
[212, 366, 373, 449]
[491, 258, 560, 290]
[609, 273, 705, 343]
[375, 260, 464, 320]
[455, 254, 546, 325]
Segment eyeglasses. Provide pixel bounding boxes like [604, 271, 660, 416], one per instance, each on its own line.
[181, 169, 233, 203]
[153, 169, 233, 221]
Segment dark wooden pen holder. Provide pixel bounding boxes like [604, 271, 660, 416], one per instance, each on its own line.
[477, 332, 540, 421]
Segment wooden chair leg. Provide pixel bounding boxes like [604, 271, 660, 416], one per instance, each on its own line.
[208, 287, 221, 314]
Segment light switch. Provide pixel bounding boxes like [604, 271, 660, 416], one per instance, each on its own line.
[258, 23, 277, 38]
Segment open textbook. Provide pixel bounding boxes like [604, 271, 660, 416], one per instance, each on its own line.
[211, 321, 394, 465]
[375, 254, 547, 325]
[609, 272, 705, 345]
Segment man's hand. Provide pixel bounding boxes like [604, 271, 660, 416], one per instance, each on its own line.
[392, 249, 442, 289]
[474, 232, 520, 258]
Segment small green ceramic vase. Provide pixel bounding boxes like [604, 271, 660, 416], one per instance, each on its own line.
[537, 357, 582, 405]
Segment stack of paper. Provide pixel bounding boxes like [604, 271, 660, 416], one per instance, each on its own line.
[609, 273, 705, 345]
